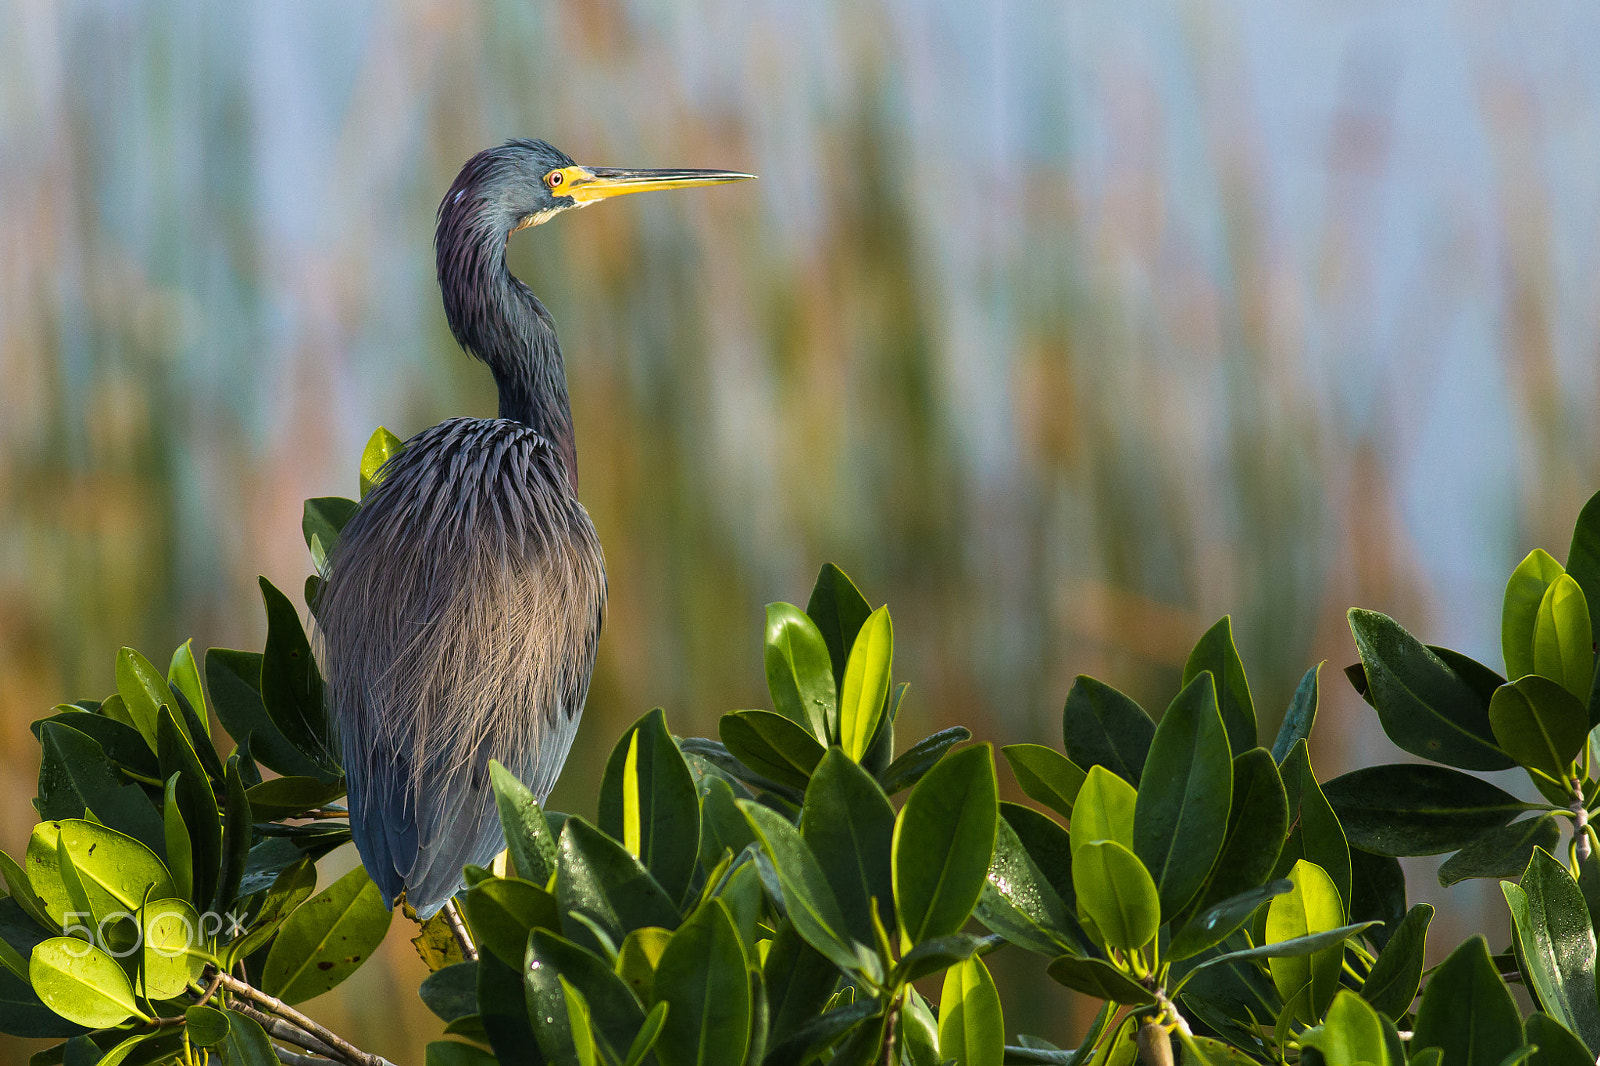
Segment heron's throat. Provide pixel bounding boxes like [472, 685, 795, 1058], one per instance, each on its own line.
[438, 228, 579, 490]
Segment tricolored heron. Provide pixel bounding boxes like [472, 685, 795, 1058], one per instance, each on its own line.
[316, 140, 752, 919]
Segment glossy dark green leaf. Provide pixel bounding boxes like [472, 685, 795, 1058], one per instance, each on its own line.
[1133, 672, 1232, 919]
[217, 1009, 278, 1066]
[184, 1005, 230, 1046]
[1001, 745, 1085, 820]
[1322, 764, 1530, 856]
[1186, 748, 1287, 923]
[1000, 802, 1074, 905]
[0, 964, 86, 1039]
[29, 938, 141, 1029]
[556, 817, 680, 955]
[1298, 990, 1389, 1066]
[878, 726, 971, 795]
[1074, 840, 1160, 952]
[859, 681, 901, 778]
[1506, 550, 1569, 683]
[975, 816, 1081, 957]
[1534, 576, 1594, 700]
[488, 761, 559, 886]
[115, 647, 169, 752]
[1505, 848, 1600, 1051]
[1183, 617, 1258, 756]
[762, 921, 839, 1046]
[426, 1043, 500, 1066]
[462, 877, 559, 968]
[889, 933, 999, 987]
[35, 722, 166, 856]
[258, 577, 337, 777]
[765, 603, 836, 740]
[303, 496, 359, 561]
[1168, 880, 1292, 962]
[477, 948, 539, 1066]
[1182, 921, 1377, 977]
[739, 801, 861, 974]
[1359, 903, 1432, 1019]
[800, 749, 894, 945]
[651, 900, 751, 1066]
[30, 711, 157, 780]
[1349, 608, 1513, 770]
[1567, 491, 1600, 624]
[1411, 936, 1523, 1066]
[1060, 676, 1155, 786]
[719, 711, 826, 792]
[1489, 675, 1590, 779]
[937, 956, 1004, 1066]
[243, 776, 346, 822]
[525, 930, 645, 1066]
[600, 709, 702, 904]
[156, 710, 221, 905]
[420, 962, 479, 1023]
[212, 756, 252, 913]
[261, 864, 392, 1004]
[1439, 815, 1563, 887]
[206, 648, 328, 781]
[1273, 663, 1321, 763]
[1044, 955, 1155, 1005]
[893, 743, 998, 946]
[1524, 1013, 1595, 1066]
[806, 564, 874, 694]
[1276, 739, 1350, 906]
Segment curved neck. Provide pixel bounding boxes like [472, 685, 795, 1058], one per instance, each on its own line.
[437, 208, 578, 491]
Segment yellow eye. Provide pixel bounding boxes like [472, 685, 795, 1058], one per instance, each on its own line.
[547, 171, 565, 189]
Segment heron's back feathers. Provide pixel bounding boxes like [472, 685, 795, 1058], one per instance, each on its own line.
[316, 417, 604, 916]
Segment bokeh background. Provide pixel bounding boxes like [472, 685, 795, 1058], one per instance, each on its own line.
[4, 0, 1600, 1059]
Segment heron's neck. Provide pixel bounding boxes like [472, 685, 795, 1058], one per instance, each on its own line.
[439, 230, 579, 491]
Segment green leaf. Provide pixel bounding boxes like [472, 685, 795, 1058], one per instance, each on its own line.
[29, 938, 142, 1029]
[1060, 676, 1155, 786]
[1300, 990, 1391, 1066]
[185, 1004, 231, 1046]
[764, 603, 836, 741]
[35, 722, 166, 856]
[1043, 954, 1156, 1005]
[261, 864, 392, 1004]
[738, 801, 861, 975]
[1507, 550, 1571, 683]
[719, 711, 827, 792]
[1277, 740, 1350, 906]
[360, 425, 405, 496]
[115, 647, 169, 753]
[1168, 880, 1293, 962]
[218, 1009, 279, 1066]
[805, 564, 874, 694]
[1504, 848, 1600, 1052]
[1073, 840, 1160, 952]
[1133, 672, 1233, 919]
[878, 726, 972, 795]
[1523, 1014, 1595, 1066]
[1273, 663, 1321, 763]
[1489, 675, 1590, 780]
[303, 496, 359, 567]
[560, 977, 598, 1066]
[801, 749, 895, 947]
[25, 819, 175, 926]
[1322, 764, 1530, 856]
[762, 921, 839, 1046]
[524, 930, 646, 1065]
[976, 815, 1081, 957]
[212, 756, 253, 914]
[556, 817, 681, 956]
[156, 710, 221, 906]
[427, 1042, 500, 1066]
[167, 640, 210, 740]
[652, 900, 751, 1066]
[937, 956, 1004, 1066]
[1534, 576, 1594, 700]
[838, 606, 893, 761]
[1185, 748, 1288, 925]
[1183, 617, 1258, 756]
[1348, 609, 1514, 770]
[1265, 860, 1345, 1023]
[477, 950, 538, 1066]
[1359, 903, 1433, 1018]
[30, 710, 158, 780]
[1440, 815, 1563, 887]
[625, 1002, 668, 1066]
[1179, 920, 1377, 979]
[1069, 764, 1138, 858]
[139, 897, 208, 1000]
[420, 962, 478, 1023]
[1411, 936, 1523, 1066]
[205, 648, 327, 780]
[489, 761, 560, 885]
[1001, 745, 1085, 820]
[257, 577, 337, 777]
[243, 776, 347, 822]
[461, 877, 559, 968]
[893, 743, 998, 947]
[888, 933, 998, 986]
[600, 709, 702, 904]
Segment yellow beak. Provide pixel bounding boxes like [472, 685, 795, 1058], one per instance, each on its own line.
[562, 166, 755, 205]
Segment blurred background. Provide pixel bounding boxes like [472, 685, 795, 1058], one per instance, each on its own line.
[4, 0, 1600, 1059]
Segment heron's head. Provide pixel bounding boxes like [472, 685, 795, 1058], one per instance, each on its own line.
[440, 138, 754, 241]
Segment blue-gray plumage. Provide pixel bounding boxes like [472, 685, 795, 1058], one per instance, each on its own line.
[315, 140, 752, 917]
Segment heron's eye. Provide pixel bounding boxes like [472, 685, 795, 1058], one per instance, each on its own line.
[547, 171, 564, 189]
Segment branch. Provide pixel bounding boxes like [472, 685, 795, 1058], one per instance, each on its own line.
[215, 972, 396, 1066]
[275, 1048, 338, 1066]
[234, 1005, 342, 1060]
[442, 899, 479, 962]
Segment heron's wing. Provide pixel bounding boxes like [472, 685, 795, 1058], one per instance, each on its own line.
[317, 418, 605, 916]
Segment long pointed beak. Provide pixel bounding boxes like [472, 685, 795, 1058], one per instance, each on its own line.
[564, 166, 755, 205]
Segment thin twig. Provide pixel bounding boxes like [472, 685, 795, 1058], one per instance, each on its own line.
[274, 1047, 337, 1066]
[879, 994, 900, 1066]
[442, 899, 479, 962]
[192, 970, 225, 1008]
[234, 1005, 342, 1060]
[215, 972, 395, 1066]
